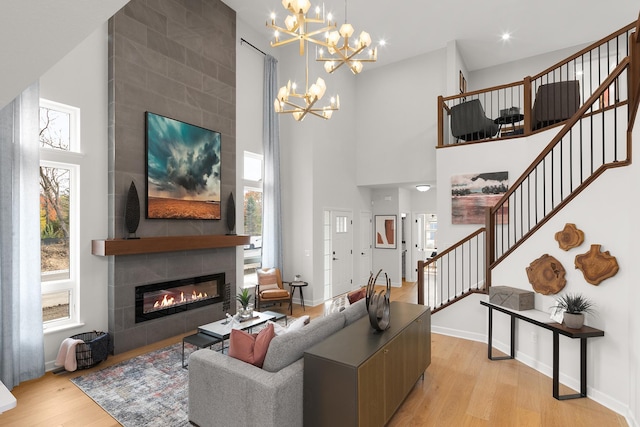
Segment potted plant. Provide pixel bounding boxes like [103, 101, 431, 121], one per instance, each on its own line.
[236, 287, 253, 319]
[551, 293, 594, 329]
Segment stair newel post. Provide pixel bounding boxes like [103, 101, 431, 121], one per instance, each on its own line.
[437, 95, 444, 147]
[485, 207, 495, 290]
[523, 76, 532, 136]
[417, 260, 425, 306]
[629, 27, 640, 117]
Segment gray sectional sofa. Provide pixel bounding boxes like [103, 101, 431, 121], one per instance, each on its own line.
[188, 298, 367, 427]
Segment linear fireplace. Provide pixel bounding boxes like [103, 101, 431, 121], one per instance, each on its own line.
[135, 273, 225, 323]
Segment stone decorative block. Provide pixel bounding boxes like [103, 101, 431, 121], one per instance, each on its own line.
[489, 286, 534, 311]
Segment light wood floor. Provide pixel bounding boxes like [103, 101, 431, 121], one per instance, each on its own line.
[0, 281, 627, 426]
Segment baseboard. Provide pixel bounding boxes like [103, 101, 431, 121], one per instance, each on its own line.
[431, 325, 485, 343]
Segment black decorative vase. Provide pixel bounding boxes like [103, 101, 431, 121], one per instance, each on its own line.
[124, 181, 140, 239]
[226, 192, 236, 235]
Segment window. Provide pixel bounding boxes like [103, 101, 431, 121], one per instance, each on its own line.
[243, 152, 263, 283]
[39, 99, 80, 328]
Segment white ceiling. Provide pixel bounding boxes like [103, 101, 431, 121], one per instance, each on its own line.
[222, 0, 638, 72]
[1, 1, 636, 109]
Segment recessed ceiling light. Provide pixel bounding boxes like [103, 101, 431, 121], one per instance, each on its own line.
[501, 32, 511, 41]
[416, 185, 431, 192]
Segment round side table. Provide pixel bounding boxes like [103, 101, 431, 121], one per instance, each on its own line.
[287, 281, 308, 311]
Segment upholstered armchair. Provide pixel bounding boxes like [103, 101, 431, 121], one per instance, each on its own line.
[255, 267, 292, 314]
[532, 80, 580, 130]
[450, 99, 499, 142]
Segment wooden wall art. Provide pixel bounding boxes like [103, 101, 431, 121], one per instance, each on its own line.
[575, 244, 619, 285]
[554, 223, 584, 251]
[525, 254, 566, 295]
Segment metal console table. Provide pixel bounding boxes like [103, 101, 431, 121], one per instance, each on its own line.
[480, 300, 604, 400]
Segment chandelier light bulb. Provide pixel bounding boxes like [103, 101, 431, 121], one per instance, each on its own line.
[358, 31, 371, 47]
[339, 23, 354, 38]
[324, 61, 334, 73]
[284, 15, 297, 31]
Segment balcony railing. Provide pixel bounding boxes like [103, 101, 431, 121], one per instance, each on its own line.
[438, 21, 636, 147]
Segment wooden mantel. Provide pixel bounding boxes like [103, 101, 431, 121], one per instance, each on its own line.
[91, 234, 250, 256]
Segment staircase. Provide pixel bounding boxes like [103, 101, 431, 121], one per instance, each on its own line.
[420, 15, 640, 312]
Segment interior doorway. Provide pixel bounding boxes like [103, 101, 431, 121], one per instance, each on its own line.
[323, 209, 354, 298]
[411, 213, 438, 282]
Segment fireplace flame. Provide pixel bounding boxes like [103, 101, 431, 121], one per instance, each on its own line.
[151, 290, 209, 310]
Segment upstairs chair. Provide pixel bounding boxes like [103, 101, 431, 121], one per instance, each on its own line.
[450, 99, 499, 142]
[532, 80, 580, 130]
[255, 267, 292, 314]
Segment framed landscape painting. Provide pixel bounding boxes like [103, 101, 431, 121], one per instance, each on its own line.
[375, 215, 397, 249]
[145, 112, 221, 220]
[451, 171, 509, 224]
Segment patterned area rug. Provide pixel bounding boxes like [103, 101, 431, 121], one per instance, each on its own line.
[71, 318, 289, 426]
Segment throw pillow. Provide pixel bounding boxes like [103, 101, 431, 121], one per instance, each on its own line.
[257, 268, 280, 291]
[228, 323, 275, 368]
[347, 287, 367, 304]
[269, 315, 310, 336]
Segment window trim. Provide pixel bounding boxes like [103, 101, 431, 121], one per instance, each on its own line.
[39, 98, 81, 329]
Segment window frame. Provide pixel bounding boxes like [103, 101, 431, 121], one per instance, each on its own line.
[39, 98, 82, 331]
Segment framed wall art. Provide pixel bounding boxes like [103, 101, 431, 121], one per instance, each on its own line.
[451, 171, 509, 224]
[145, 111, 222, 220]
[375, 215, 397, 249]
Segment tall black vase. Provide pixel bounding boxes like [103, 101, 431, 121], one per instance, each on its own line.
[124, 181, 141, 239]
[226, 192, 236, 235]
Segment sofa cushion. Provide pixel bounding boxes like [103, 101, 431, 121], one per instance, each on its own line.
[262, 311, 345, 372]
[258, 268, 280, 291]
[342, 297, 367, 326]
[269, 315, 310, 336]
[228, 323, 275, 368]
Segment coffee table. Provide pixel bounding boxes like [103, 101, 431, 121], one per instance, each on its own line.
[198, 311, 276, 353]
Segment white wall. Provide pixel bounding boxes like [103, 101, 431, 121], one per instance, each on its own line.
[39, 24, 109, 368]
[355, 49, 445, 187]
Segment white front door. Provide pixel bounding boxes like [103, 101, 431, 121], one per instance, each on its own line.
[331, 210, 353, 297]
[359, 211, 372, 286]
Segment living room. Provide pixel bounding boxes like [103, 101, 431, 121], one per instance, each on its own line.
[1, 0, 640, 425]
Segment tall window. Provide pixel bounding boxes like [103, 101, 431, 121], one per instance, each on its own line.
[39, 99, 80, 328]
[243, 152, 263, 283]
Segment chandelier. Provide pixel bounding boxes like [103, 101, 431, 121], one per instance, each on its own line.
[274, 52, 340, 121]
[315, 2, 377, 74]
[268, 0, 336, 56]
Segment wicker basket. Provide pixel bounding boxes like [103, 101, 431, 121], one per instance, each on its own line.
[70, 331, 112, 369]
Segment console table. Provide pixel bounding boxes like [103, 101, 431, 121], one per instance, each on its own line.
[304, 302, 431, 427]
[480, 301, 604, 400]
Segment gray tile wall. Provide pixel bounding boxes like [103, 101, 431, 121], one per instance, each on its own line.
[107, 0, 236, 354]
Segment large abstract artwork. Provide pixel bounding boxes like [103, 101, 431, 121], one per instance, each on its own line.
[451, 171, 509, 224]
[145, 112, 221, 220]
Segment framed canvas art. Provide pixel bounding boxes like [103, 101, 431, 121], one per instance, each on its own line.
[451, 171, 509, 224]
[375, 215, 397, 249]
[145, 112, 222, 220]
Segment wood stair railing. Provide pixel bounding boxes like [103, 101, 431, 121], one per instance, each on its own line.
[419, 14, 640, 310]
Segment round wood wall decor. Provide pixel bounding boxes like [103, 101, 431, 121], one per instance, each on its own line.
[554, 223, 584, 251]
[525, 254, 566, 295]
[575, 244, 619, 285]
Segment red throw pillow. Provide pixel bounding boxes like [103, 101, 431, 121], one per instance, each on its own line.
[228, 323, 275, 368]
[347, 287, 366, 304]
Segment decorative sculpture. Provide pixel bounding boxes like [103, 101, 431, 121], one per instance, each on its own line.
[575, 244, 619, 285]
[525, 254, 566, 295]
[226, 192, 236, 235]
[554, 223, 584, 251]
[124, 181, 140, 239]
[365, 269, 391, 332]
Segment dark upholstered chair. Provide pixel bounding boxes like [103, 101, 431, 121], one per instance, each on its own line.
[255, 267, 292, 314]
[450, 99, 499, 142]
[532, 80, 580, 130]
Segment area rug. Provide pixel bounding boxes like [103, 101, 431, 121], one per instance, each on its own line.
[71, 317, 290, 426]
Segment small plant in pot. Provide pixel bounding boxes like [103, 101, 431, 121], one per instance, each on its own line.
[551, 292, 594, 329]
[236, 287, 253, 319]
